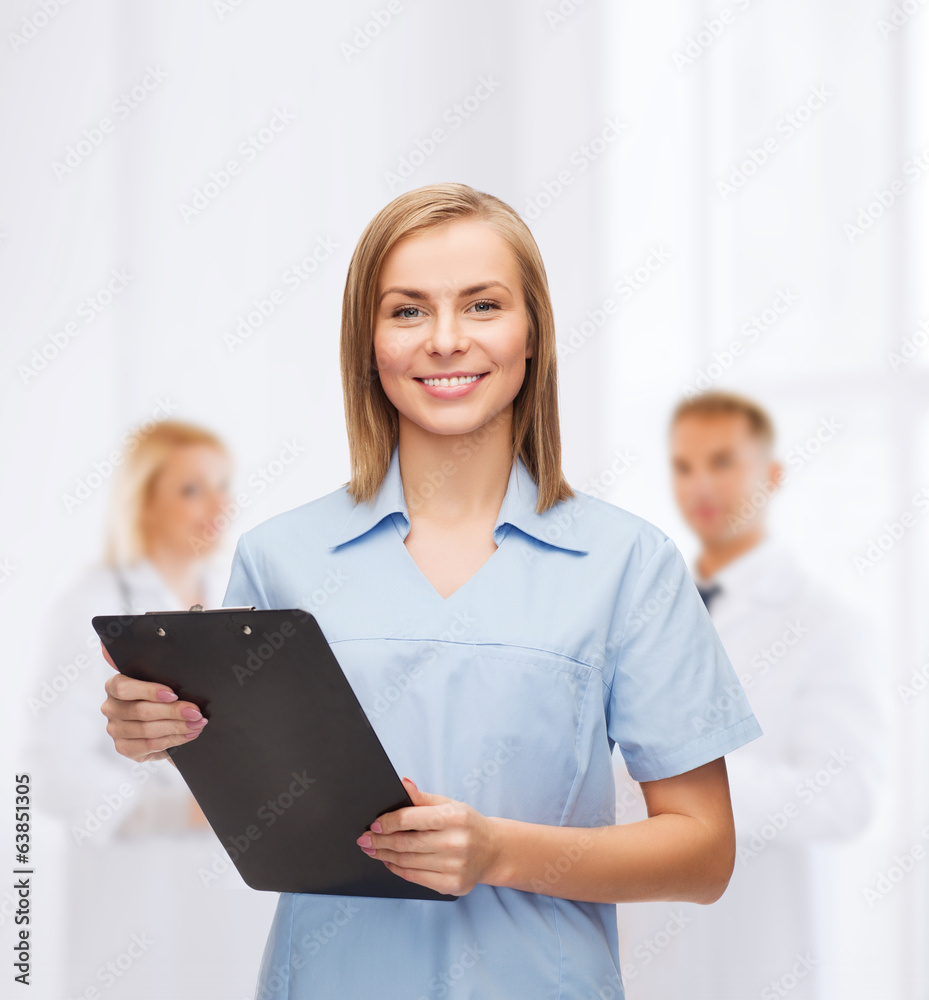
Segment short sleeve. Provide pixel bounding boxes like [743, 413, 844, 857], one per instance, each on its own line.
[222, 532, 272, 610]
[608, 536, 762, 782]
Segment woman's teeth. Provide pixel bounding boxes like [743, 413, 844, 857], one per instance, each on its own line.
[421, 374, 483, 387]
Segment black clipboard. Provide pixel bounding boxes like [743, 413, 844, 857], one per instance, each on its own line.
[91, 606, 457, 902]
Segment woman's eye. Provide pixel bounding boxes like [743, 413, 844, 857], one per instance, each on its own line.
[181, 483, 200, 497]
[391, 300, 500, 319]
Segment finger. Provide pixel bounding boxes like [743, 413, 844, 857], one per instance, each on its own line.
[106, 714, 208, 742]
[103, 695, 205, 724]
[381, 860, 463, 896]
[103, 697, 208, 731]
[359, 828, 438, 855]
[373, 846, 443, 871]
[104, 670, 178, 705]
[372, 801, 458, 836]
[101, 689, 209, 748]
[100, 642, 118, 670]
[111, 729, 204, 762]
[401, 776, 450, 808]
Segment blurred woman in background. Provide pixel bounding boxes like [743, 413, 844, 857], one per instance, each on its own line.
[24, 419, 277, 999]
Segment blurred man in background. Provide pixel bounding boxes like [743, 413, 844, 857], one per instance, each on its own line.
[614, 390, 888, 1000]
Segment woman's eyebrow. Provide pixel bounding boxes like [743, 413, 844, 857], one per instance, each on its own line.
[378, 281, 512, 304]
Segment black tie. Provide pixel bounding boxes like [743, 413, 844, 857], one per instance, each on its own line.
[696, 582, 721, 612]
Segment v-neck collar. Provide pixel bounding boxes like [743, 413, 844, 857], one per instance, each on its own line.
[328, 443, 589, 555]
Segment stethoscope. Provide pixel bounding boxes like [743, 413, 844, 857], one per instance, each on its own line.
[114, 566, 135, 614]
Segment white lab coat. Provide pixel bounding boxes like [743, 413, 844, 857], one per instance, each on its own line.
[20, 557, 278, 1000]
[614, 536, 888, 1000]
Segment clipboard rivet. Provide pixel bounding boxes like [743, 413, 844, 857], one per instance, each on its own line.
[156, 627, 166, 636]
[242, 625, 252, 634]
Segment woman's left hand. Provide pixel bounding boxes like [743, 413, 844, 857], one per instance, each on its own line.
[356, 777, 500, 896]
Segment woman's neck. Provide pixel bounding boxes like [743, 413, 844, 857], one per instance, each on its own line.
[144, 541, 206, 608]
[397, 412, 514, 529]
[696, 526, 767, 580]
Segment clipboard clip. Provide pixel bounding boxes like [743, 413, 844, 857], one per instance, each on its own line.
[141, 606, 257, 615]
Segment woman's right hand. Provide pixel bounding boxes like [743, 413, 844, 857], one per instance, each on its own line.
[99, 641, 209, 762]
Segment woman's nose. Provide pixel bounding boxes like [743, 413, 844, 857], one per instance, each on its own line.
[426, 308, 468, 353]
[207, 488, 230, 518]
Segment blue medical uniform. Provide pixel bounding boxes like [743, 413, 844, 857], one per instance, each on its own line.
[222, 443, 763, 999]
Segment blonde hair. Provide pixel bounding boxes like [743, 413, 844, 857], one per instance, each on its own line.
[339, 181, 573, 513]
[670, 391, 776, 450]
[103, 420, 229, 568]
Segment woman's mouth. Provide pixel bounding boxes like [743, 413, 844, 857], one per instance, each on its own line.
[413, 372, 489, 398]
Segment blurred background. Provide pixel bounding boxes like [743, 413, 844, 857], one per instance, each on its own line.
[1, 0, 926, 997]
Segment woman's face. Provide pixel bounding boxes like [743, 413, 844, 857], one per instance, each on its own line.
[372, 218, 533, 439]
[141, 444, 231, 559]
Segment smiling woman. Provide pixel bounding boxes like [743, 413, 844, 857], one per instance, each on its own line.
[99, 182, 762, 1000]
[374, 222, 530, 420]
